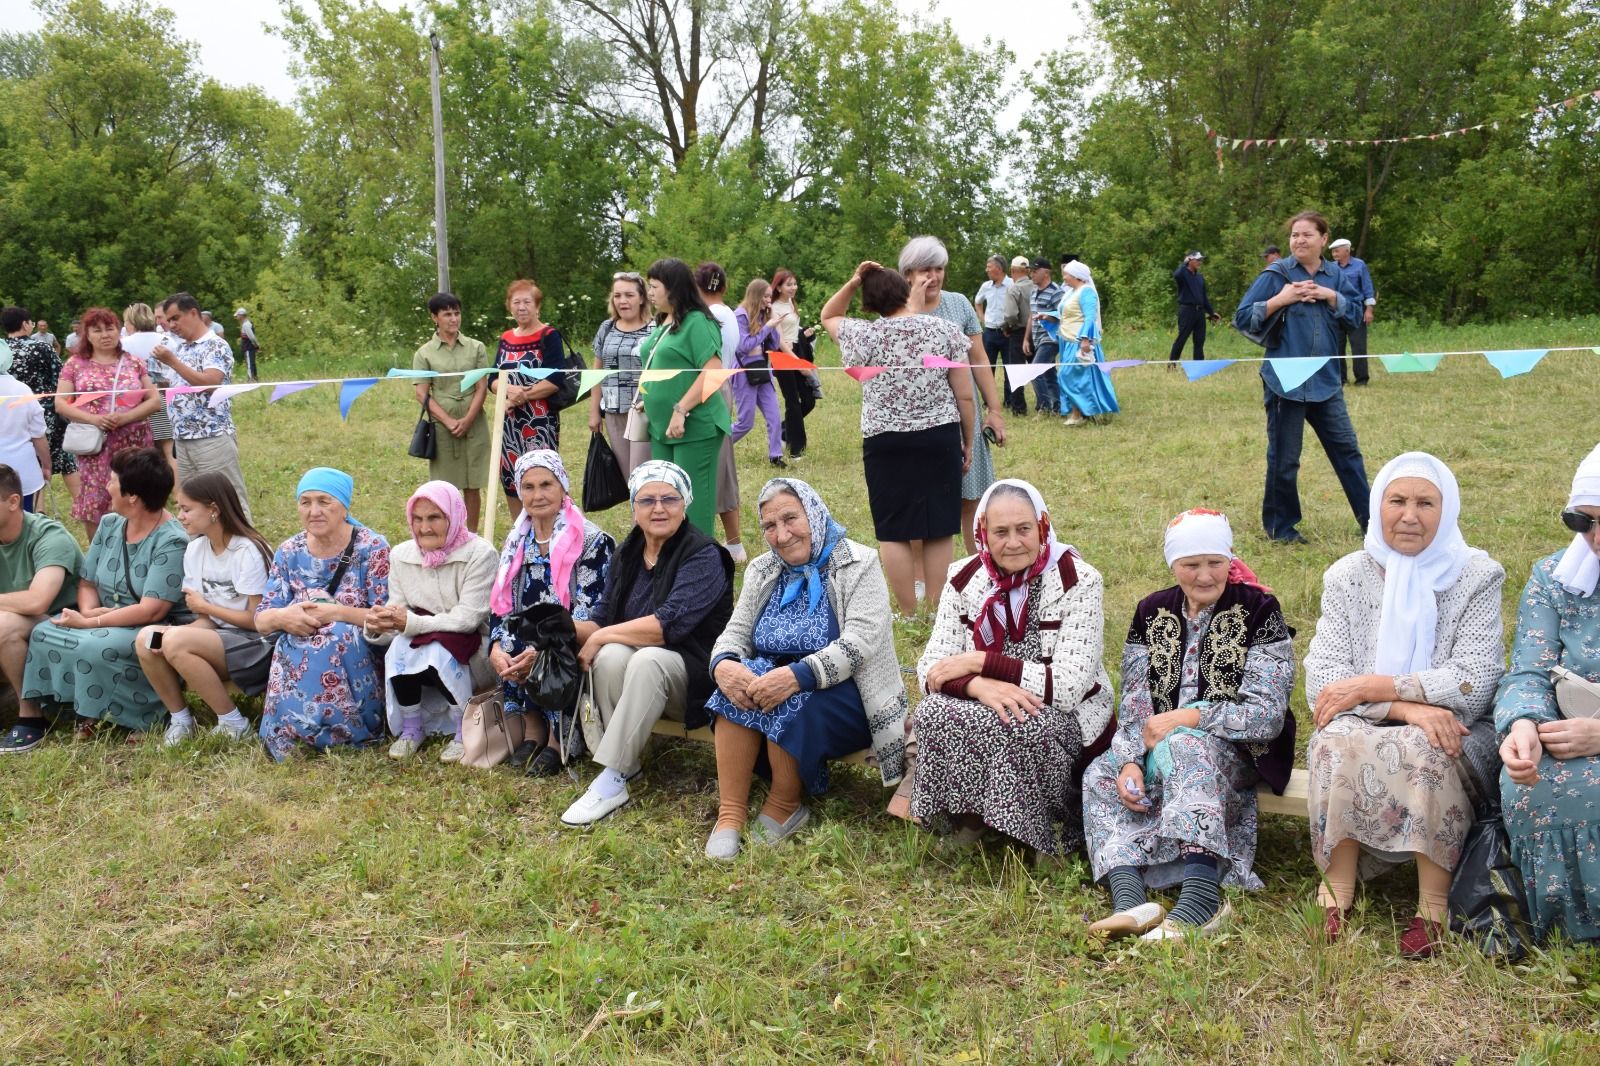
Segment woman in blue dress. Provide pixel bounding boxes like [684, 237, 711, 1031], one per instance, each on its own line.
[255, 468, 390, 761]
[1498, 443, 1600, 945]
[1054, 261, 1119, 426]
[705, 478, 909, 859]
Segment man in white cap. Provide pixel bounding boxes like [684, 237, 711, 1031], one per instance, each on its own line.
[1329, 238, 1376, 386]
[234, 307, 260, 382]
[1169, 251, 1220, 362]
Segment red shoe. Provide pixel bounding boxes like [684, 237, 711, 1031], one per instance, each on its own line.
[1399, 916, 1444, 959]
[1322, 905, 1353, 943]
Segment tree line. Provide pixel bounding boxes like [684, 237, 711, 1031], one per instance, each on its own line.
[1, 0, 1596, 366]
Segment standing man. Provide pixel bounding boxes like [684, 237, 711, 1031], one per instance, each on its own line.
[1020, 258, 1062, 415]
[0, 463, 84, 753]
[33, 319, 59, 355]
[153, 292, 252, 520]
[63, 318, 81, 354]
[973, 255, 1011, 410]
[1329, 238, 1376, 386]
[413, 293, 492, 530]
[1263, 246, 1282, 265]
[1169, 251, 1220, 361]
[234, 307, 260, 382]
[202, 311, 225, 338]
[999, 256, 1034, 415]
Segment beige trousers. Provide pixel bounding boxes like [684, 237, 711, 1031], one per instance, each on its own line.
[590, 643, 688, 775]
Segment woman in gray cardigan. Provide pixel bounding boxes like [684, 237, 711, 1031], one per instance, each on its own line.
[705, 478, 909, 859]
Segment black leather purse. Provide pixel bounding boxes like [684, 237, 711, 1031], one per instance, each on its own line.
[408, 398, 436, 460]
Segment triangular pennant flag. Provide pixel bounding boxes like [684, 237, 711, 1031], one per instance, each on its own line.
[338, 378, 379, 420]
[385, 368, 436, 378]
[1270, 357, 1331, 391]
[769, 351, 817, 372]
[167, 385, 210, 396]
[639, 367, 683, 383]
[208, 383, 261, 408]
[1181, 359, 1235, 382]
[270, 382, 317, 403]
[460, 367, 499, 390]
[1097, 360, 1144, 374]
[1378, 353, 1444, 373]
[921, 354, 967, 369]
[1483, 349, 1548, 379]
[699, 367, 737, 402]
[1002, 362, 1053, 392]
[521, 367, 559, 381]
[844, 366, 889, 383]
[575, 368, 612, 400]
[7, 395, 38, 408]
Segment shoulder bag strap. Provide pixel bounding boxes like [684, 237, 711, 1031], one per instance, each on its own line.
[324, 535, 358, 597]
[118, 531, 138, 605]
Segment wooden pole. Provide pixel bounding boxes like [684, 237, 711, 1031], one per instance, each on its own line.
[428, 32, 451, 294]
[480, 368, 508, 543]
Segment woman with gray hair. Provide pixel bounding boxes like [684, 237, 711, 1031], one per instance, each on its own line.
[900, 236, 1006, 558]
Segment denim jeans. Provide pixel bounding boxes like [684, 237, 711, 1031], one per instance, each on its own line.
[1031, 341, 1060, 413]
[1261, 385, 1370, 540]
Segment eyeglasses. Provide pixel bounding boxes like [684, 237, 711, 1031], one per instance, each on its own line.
[1562, 510, 1600, 535]
[633, 494, 683, 510]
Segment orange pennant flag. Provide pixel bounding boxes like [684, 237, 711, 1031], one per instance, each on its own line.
[769, 350, 816, 372]
[699, 367, 737, 402]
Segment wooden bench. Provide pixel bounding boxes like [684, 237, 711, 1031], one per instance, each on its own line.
[651, 719, 1311, 814]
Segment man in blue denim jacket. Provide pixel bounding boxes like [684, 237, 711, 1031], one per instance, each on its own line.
[1234, 211, 1369, 545]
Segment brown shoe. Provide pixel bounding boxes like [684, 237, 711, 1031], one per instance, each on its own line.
[1399, 916, 1444, 959]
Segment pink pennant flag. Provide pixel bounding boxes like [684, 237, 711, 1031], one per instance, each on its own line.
[921, 354, 967, 369]
[7, 395, 39, 409]
[844, 366, 888, 383]
[698, 367, 737, 402]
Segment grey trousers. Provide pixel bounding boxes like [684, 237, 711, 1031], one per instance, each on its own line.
[603, 412, 653, 480]
[590, 643, 688, 775]
[176, 432, 252, 521]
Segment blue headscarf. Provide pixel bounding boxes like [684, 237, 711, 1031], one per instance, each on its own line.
[296, 467, 359, 525]
[757, 477, 845, 613]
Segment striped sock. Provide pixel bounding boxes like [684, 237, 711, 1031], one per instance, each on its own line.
[1167, 851, 1222, 927]
[1106, 866, 1148, 913]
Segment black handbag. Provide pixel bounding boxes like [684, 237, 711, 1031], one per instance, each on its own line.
[581, 430, 629, 512]
[1447, 815, 1535, 961]
[506, 602, 582, 711]
[408, 398, 436, 460]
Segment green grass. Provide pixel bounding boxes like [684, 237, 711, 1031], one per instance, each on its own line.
[6, 317, 1600, 1063]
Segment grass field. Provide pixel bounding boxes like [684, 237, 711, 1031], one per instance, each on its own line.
[4, 314, 1600, 1064]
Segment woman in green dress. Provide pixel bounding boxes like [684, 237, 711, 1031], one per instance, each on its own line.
[20, 446, 190, 736]
[636, 258, 731, 534]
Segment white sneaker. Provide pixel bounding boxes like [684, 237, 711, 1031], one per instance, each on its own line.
[439, 739, 465, 763]
[561, 783, 631, 826]
[1087, 901, 1166, 940]
[725, 542, 748, 565]
[388, 737, 420, 760]
[210, 716, 251, 741]
[914, 580, 927, 601]
[163, 719, 195, 747]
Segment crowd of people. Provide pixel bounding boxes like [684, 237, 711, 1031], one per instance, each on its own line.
[0, 217, 1594, 959]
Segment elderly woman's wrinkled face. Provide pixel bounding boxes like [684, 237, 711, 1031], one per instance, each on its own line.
[1381, 477, 1443, 556]
[410, 498, 449, 552]
[298, 490, 347, 539]
[633, 480, 685, 541]
[1172, 555, 1231, 612]
[982, 495, 1043, 575]
[518, 467, 564, 524]
[907, 265, 945, 297]
[509, 289, 539, 326]
[760, 492, 811, 566]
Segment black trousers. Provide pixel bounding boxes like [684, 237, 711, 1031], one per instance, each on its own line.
[775, 369, 814, 457]
[1338, 321, 1370, 384]
[1169, 305, 1208, 360]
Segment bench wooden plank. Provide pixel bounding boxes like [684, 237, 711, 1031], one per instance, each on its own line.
[649, 718, 870, 766]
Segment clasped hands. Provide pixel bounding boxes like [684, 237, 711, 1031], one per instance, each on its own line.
[490, 642, 537, 683]
[924, 651, 1042, 725]
[1501, 716, 1600, 785]
[713, 659, 800, 712]
[274, 597, 346, 637]
[1314, 674, 1469, 756]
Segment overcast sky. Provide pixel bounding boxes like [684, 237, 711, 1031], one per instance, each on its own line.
[4, 0, 1077, 126]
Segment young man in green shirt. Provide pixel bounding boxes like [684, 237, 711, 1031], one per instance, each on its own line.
[0, 464, 84, 753]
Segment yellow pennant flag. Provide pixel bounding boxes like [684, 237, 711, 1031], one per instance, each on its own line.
[699, 367, 737, 402]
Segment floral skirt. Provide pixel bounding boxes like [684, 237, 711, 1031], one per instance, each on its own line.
[1502, 753, 1600, 945]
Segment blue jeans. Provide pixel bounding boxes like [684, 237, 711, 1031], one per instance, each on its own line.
[1031, 341, 1060, 413]
[1262, 385, 1370, 540]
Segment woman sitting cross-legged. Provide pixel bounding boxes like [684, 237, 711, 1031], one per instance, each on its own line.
[363, 480, 498, 762]
[704, 478, 909, 859]
[21, 446, 189, 739]
[1082, 510, 1297, 941]
[1305, 452, 1505, 958]
[135, 472, 274, 746]
[254, 468, 390, 761]
[489, 451, 614, 775]
[910, 479, 1115, 854]
[561, 460, 733, 827]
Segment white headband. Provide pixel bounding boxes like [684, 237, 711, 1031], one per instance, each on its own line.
[1163, 510, 1234, 567]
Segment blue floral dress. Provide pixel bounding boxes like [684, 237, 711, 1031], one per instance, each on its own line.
[257, 527, 390, 761]
[1497, 552, 1600, 944]
[706, 571, 871, 795]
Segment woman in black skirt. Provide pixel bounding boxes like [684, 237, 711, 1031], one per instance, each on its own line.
[821, 261, 973, 615]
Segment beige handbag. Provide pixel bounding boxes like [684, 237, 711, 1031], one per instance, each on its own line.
[574, 673, 606, 756]
[623, 403, 650, 443]
[459, 689, 512, 768]
[1551, 665, 1600, 720]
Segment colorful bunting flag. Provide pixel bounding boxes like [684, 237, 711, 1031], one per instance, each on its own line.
[844, 366, 888, 383]
[460, 367, 499, 390]
[639, 368, 683, 383]
[575, 368, 611, 400]
[1379, 353, 1445, 373]
[1002, 362, 1054, 392]
[1271, 357, 1332, 392]
[1097, 360, 1145, 374]
[698, 368, 738, 402]
[921, 354, 968, 369]
[770, 351, 817, 372]
[209, 383, 262, 408]
[269, 382, 317, 403]
[1483, 349, 1548, 379]
[1181, 360, 1235, 382]
[384, 368, 437, 378]
[338, 378, 379, 420]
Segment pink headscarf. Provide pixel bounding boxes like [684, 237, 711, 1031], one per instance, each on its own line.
[407, 480, 475, 568]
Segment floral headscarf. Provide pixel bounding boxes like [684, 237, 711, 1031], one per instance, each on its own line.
[491, 449, 587, 614]
[757, 477, 846, 613]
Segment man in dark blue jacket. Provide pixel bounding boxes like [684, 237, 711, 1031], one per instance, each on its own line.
[1169, 252, 1220, 361]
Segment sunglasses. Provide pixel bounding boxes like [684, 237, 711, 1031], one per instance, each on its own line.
[613, 271, 643, 281]
[1563, 510, 1600, 535]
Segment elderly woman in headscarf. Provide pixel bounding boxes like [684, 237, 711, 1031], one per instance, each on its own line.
[1305, 452, 1505, 958]
[254, 468, 391, 761]
[703, 478, 909, 859]
[1082, 510, 1296, 941]
[1054, 261, 1120, 427]
[909, 479, 1115, 853]
[488, 450, 615, 775]
[363, 480, 499, 762]
[1497, 443, 1600, 946]
[561, 460, 734, 826]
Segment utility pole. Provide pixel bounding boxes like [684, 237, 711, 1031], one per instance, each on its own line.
[428, 31, 451, 294]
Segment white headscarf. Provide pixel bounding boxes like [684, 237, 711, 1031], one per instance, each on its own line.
[1552, 443, 1600, 596]
[1063, 261, 1103, 340]
[1363, 452, 1483, 675]
[1163, 510, 1233, 566]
